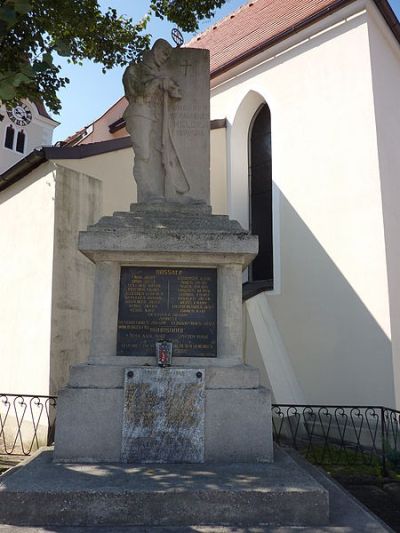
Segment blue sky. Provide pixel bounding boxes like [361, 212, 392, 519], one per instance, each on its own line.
[53, 0, 400, 142]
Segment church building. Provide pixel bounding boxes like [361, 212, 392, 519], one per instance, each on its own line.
[1, 0, 400, 409]
[0, 100, 58, 174]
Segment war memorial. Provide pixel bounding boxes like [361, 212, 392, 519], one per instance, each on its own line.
[0, 40, 387, 530]
[54, 39, 274, 467]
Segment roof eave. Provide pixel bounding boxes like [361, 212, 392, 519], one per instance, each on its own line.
[0, 149, 47, 192]
[210, 0, 400, 79]
[0, 137, 133, 193]
[374, 0, 400, 41]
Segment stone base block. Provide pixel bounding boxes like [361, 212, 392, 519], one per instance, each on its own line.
[0, 448, 329, 527]
[54, 364, 272, 463]
[53, 388, 124, 462]
[205, 387, 273, 463]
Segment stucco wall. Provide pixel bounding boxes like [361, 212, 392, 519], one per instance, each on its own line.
[368, 2, 400, 408]
[210, 4, 395, 406]
[210, 127, 228, 214]
[0, 162, 56, 395]
[49, 166, 102, 393]
[57, 150, 136, 216]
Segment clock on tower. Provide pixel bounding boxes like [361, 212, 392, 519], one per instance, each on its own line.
[7, 103, 33, 127]
[1, 99, 59, 173]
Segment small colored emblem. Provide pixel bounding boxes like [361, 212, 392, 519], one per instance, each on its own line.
[156, 340, 173, 367]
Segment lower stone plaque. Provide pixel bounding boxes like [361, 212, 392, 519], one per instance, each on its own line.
[121, 367, 205, 463]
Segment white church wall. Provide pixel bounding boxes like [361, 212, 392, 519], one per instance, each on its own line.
[57, 149, 136, 216]
[49, 166, 103, 394]
[244, 294, 305, 404]
[0, 162, 56, 396]
[368, 2, 400, 408]
[210, 128, 228, 214]
[209, 6, 396, 406]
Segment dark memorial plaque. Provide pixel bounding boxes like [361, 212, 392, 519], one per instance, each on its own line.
[117, 267, 217, 357]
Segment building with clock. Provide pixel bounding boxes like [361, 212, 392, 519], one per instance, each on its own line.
[0, 100, 58, 174]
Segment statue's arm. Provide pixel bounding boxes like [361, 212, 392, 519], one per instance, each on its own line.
[166, 78, 182, 100]
[123, 67, 137, 101]
[145, 76, 182, 99]
[142, 76, 163, 96]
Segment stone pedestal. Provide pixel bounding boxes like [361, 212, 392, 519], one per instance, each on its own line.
[54, 203, 273, 463]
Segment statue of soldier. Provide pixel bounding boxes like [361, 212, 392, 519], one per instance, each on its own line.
[123, 39, 190, 203]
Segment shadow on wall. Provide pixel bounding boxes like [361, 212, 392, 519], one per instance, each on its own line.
[248, 190, 395, 408]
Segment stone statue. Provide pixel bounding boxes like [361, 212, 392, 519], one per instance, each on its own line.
[123, 39, 211, 206]
[123, 39, 190, 203]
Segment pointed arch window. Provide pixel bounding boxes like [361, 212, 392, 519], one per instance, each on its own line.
[248, 103, 273, 287]
[4, 125, 14, 149]
[16, 130, 25, 153]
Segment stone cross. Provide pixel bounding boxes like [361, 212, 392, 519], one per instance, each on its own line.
[123, 39, 210, 205]
[181, 60, 192, 76]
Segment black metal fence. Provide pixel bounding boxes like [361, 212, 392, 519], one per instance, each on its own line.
[1, 395, 400, 477]
[0, 394, 57, 456]
[272, 404, 400, 476]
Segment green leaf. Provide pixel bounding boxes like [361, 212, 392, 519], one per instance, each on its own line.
[12, 72, 31, 87]
[0, 6, 17, 25]
[54, 40, 71, 57]
[0, 83, 17, 100]
[0, 71, 11, 81]
[13, 0, 31, 15]
[42, 52, 53, 65]
[20, 63, 35, 77]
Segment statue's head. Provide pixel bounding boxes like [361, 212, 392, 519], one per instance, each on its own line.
[153, 39, 173, 67]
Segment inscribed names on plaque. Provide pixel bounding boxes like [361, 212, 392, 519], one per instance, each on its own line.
[117, 267, 217, 357]
[121, 367, 205, 463]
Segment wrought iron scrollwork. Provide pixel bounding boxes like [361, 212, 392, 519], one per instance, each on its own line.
[2, 392, 400, 477]
[0, 394, 57, 456]
[272, 404, 400, 476]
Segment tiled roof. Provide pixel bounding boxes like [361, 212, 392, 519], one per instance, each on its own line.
[186, 0, 399, 76]
[61, 127, 88, 146]
[34, 100, 53, 120]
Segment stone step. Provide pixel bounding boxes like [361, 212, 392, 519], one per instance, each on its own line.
[87, 209, 244, 233]
[129, 202, 212, 216]
[0, 448, 328, 528]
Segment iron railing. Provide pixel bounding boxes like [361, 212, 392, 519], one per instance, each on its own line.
[0, 394, 57, 456]
[272, 404, 400, 476]
[1, 394, 400, 477]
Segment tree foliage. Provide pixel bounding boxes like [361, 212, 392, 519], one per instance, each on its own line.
[0, 0, 226, 113]
[150, 0, 226, 32]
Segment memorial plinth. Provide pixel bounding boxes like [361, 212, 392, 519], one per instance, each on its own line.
[53, 39, 272, 465]
[80, 203, 256, 365]
[54, 202, 273, 463]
